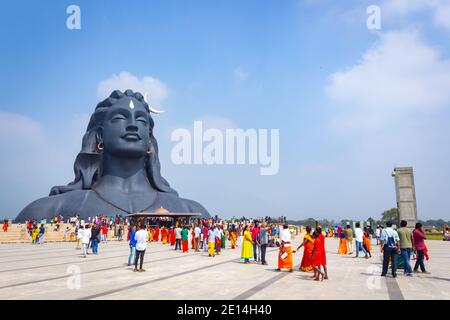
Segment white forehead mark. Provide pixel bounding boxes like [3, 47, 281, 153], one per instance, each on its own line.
[129, 100, 135, 109]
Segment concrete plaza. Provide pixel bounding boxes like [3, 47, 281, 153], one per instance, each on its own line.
[0, 237, 448, 300]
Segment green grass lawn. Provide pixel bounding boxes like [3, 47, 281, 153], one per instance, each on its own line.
[425, 234, 444, 240]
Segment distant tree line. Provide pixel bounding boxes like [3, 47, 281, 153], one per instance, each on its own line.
[287, 208, 449, 230]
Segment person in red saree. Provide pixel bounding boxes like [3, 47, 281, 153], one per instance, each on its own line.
[276, 224, 294, 272]
[154, 226, 160, 242]
[294, 226, 314, 272]
[161, 226, 168, 244]
[2, 220, 8, 232]
[311, 227, 326, 281]
[317, 227, 328, 279]
[168, 226, 175, 246]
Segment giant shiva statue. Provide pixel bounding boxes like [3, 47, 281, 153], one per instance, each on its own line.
[15, 90, 210, 221]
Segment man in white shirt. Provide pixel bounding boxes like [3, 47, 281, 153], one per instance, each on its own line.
[134, 225, 149, 272]
[174, 225, 182, 251]
[380, 221, 400, 277]
[279, 224, 291, 243]
[376, 226, 381, 245]
[354, 222, 369, 259]
[78, 224, 91, 258]
[194, 224, 201, 252]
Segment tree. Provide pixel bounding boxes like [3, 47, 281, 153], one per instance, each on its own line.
[381, 208, 398, 222]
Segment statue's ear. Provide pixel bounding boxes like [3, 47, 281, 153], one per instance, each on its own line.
[96, 126, 104, 143]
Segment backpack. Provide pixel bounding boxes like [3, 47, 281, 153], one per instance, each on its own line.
[383, 229, 397, 249]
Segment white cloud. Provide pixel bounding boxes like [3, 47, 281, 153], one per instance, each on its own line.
[322, 29, 450, 220]
[0, 111, 89, 219]
[233, 67, 249, 82]
[383, 0, 450, 30]
[97, 71, 169, 105]
[326, 30, 450, 130]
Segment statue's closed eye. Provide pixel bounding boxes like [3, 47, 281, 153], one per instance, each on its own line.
[136, 117, 148, 125]
[111, 114, 126, 121]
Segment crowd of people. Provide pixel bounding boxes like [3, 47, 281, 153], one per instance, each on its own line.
[5, 213, 436, 280]
[334, 220, 431, 277]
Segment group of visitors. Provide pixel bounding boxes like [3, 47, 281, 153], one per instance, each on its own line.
[25, 221, 46, 244]
[337, 223, 372, 258]
[380, 220, 430, 277]
[293, 226, 328, 280]
[127, 225, 149, 272]
[336, 220, 431, 278]
[76, 223, 103, 257]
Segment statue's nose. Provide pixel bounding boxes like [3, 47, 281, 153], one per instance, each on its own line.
[126, 123, 138, 132]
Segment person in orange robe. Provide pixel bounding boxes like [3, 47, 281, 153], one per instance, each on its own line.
[2, 220, 8, 232]
[327, 228, 333, 238]
[168, 227, 175, 246]
[338, 227, 348, 255]
[311, 229, 325, 281]
[295, 226, 314, 272]
[230, 229, 237, 249]
[154, 227, 160, 242]
[363, 227, 372, 258]
[161, 227, 168, 244]
[148, 227, 153, 243]
[191, 227, 196, 249]
[276, 224, 294, 272]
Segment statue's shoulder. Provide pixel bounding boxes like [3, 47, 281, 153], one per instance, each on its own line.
[15, 190, 90, 222]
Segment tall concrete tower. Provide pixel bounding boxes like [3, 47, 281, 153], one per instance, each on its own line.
[392, 167, 418, 228]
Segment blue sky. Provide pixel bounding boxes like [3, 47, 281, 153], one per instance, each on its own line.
[1, 0, 450, 221]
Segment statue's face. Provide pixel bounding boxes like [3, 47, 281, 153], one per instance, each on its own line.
[101, 97, 151, 158]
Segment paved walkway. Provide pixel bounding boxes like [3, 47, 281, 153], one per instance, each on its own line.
[0, 238, 448, 300]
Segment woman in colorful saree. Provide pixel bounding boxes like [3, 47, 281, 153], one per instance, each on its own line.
[221, 226, 227, 249]
[241, 225, 253, 264]
[363, 227, 372, 258]
[311, 230, 325, 281]
[229, 226, 237, 249]
[337, 227, 348, 255]
[161, 226, 168, 245]
[295, 226, 314, 272]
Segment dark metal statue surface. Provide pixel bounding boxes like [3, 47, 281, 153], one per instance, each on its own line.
[15, 90, 210, 221]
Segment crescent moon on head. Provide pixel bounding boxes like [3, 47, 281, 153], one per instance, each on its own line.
[144, 92, 165, 114]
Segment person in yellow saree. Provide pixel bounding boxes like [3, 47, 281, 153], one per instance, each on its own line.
[32, 225, 39, 244]
[338, 227, 348, 255]
[241, 225, 253, 264]
[207, 226, 216, 257]
[295, 226, 314, 272]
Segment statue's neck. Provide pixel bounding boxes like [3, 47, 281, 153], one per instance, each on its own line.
[98, 153, 154, 193]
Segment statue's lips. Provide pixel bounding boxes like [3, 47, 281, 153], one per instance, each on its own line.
[121, 133, 141, 141]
